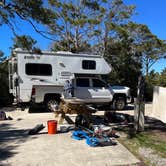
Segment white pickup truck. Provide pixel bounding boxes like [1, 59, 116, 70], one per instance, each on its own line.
[63, 76, 131, 110]
[33, 76, 131, 111]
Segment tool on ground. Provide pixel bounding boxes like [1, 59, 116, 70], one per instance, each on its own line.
[59, 125, 75, 133]
[28, 124, 45, 135]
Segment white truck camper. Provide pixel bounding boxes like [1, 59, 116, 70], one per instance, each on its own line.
[9, 49, 131, 110]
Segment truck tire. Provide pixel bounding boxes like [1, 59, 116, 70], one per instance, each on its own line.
[45, 98, 60, 112]
[113, 97, 126, 110]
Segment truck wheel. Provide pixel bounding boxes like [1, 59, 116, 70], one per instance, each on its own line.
[45, 99, 59, 112]
[113, 97, 126, 110]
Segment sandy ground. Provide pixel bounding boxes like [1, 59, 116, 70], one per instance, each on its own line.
[118, 103, 153, 116]
[0, 105, 141, 166]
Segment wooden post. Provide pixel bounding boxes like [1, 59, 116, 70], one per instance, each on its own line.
[134, 76, 145, 132]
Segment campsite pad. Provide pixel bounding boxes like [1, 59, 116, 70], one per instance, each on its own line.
[0, 108, 140, 166]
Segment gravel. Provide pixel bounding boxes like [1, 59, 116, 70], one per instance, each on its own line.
[139, 147, 166, 166]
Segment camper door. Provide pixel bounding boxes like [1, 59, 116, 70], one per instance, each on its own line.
[8, 58, 18, 97]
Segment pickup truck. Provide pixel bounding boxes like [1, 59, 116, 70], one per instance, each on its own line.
[32, 76, 131, 111]
[31, 76, 131, 111]
[60, 77, 131, 110]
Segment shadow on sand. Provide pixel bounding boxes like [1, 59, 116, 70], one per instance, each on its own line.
[0, 123, 37, 163]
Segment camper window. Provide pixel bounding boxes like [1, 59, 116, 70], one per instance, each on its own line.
[25, 63, 52, 76]
[76, 78, 90, 87]
[82, 60, 96, 70]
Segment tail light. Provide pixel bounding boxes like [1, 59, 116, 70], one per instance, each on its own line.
[31, 87, 36, 97]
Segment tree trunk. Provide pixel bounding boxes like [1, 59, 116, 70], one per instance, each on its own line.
[103, 23, 109, 56]
[134, 76, 145, 132]
[145, 58, 149, 80]
[74, 26, 79, 52]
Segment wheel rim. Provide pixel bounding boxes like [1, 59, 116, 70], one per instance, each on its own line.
[115, 99, 125, 110]
[47, 100, 59, 111]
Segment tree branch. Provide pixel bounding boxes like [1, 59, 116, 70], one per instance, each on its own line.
[15, 11, 56, 41]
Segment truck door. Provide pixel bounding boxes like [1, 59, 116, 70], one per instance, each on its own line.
[90, 79, 112, 102]
[74, 78, 91, 99]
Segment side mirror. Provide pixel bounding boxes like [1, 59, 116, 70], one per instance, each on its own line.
[105, 84, 109, 88]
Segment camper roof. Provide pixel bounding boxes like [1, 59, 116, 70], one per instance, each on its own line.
[13, 48, 101, 58]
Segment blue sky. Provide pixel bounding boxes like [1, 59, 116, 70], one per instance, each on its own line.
[125, 0, 166, 72]
[0, 0, 166, 72]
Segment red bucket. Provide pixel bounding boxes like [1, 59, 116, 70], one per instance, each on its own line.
[47, 120, 57, 134]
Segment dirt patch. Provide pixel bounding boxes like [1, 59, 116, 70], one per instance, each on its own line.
[150, 130, 166, 141]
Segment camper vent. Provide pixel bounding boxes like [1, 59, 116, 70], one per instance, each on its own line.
[61, 71, 72, 76]
[56, 51, 72, 54]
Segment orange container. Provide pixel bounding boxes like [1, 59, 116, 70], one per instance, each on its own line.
[47, 120, 57, 134]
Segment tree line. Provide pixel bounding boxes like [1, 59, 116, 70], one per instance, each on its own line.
[0, 0, 166, 105]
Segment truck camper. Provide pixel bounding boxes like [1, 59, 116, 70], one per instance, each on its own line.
[9, 49, 131, 110]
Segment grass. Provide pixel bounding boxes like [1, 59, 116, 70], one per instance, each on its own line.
[118, 131, 166, 165]
[134, 132, 166, 157]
